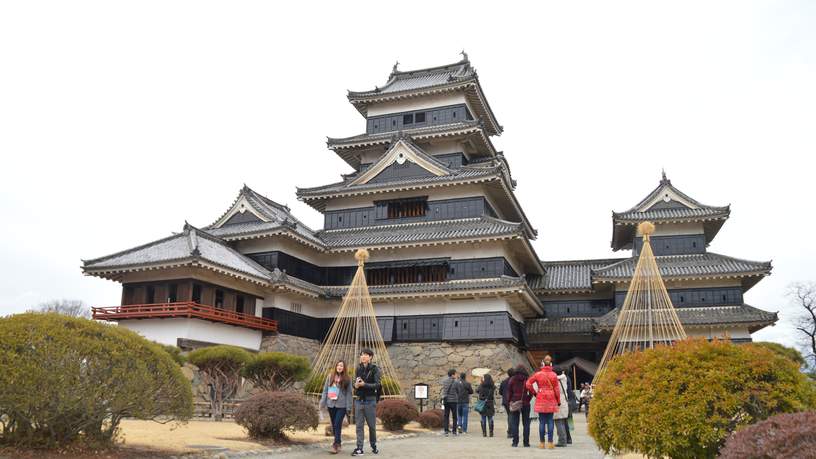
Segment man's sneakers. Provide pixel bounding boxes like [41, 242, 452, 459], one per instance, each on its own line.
[351, 448, 364, 456]
[371, 446, 379, 455]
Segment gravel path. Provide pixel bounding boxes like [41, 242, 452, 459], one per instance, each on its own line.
[261, 413, 607, 459]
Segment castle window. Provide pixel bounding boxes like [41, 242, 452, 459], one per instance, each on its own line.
[415, 112, 426, 123]
[452, 111, 457, 118]
[290, 302, 302, 314]
[236, 296, 245, 314]
[215, 290, 224, 309]
[403, 114, 414, 125]
[167, 284, 178, 303]
[386, 197, 427, 219]
[192, 284, 202, 303]
[146, 286, 155, 304]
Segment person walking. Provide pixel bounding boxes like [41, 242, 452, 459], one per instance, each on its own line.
[441, 369, 463, 437]
[352, 348, 381, 457]
[319, 360, 353, 454]
[498, 367, 515, 438]
[553, 367, 572, 447]
[507, 364, 532, 448]
[475, 374, 496, 437]
[526, 356, 560, 450]
[457, 372, 473, 434]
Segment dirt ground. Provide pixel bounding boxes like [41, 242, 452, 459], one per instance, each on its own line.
[117, 418, 426, 455]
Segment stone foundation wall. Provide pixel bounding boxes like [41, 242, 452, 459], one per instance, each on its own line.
[260, 332, 322, 357]
[387, 341, 529, 404]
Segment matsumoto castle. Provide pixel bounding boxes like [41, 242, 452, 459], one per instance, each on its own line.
[83, 56, 777, 385]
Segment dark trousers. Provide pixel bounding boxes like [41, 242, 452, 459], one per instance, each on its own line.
[509, 404, 531, 446]
[443, 401, 458, 434]
[503, 404, 511, 436]
[328, 407, 347, 446]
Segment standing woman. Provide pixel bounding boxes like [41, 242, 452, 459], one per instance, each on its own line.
[476, 374, 496, 437]
[319, 360, 353, 454]
[507, 364, 533, 448]
[526, 356, 560, 449]
[553, 367, 571, 447]
[457, 372, 473, 434]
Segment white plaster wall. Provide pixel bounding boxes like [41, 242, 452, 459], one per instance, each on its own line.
[261, 292, 340, 318]
[686, 326, 751, 340]
[366, 93, 468, 117]
[640, 222, 705, 237]
[119, 318, 263, 350]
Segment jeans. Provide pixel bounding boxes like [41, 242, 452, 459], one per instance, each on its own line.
[555, 418, 570, 445]
[443, 401, 458, 434]
[355, 400, 377, 450]
[457, 403, 469, 432]
[538, 412, 554, 443]
[509, 404, 531, 446]
[327, 407, 346, 446]
[480, 415, 494, 435]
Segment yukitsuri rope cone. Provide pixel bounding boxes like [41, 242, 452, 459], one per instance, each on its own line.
[594, 221, 687, 382]
[307, 248, 403, 398]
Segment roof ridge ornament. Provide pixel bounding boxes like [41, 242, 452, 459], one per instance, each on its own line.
[660, 169, 671, 185]
[460, 50, 469, 62]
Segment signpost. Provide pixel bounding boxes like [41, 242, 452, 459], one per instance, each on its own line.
[414, 383, 429, 412]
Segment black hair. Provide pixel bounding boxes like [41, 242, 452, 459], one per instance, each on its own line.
[447, 368, 457, 377]
[360, 348, 374, 357]
[514, 364, 528, 378]
[507, 368, 516, 377]
[482, 374, 494, 386]
[459, 372, 467, 380]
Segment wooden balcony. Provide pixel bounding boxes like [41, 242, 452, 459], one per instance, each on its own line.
[92, 302, 278, 332]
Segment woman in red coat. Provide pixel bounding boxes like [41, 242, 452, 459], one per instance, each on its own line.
[525, 355, 561, 449]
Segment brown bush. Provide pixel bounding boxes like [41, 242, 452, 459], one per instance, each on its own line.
[417, 409, 444, 429]
[375, 399, 418, 431]
[234, 391, 318, 440]
[718, 411, 816, 459]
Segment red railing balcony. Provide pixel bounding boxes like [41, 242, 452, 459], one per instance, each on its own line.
[92, 302, 278, 332]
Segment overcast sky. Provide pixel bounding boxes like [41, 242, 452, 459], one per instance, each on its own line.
[1, 1, 814, 348]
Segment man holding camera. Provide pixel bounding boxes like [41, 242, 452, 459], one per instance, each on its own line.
[352, 348, 381, 456]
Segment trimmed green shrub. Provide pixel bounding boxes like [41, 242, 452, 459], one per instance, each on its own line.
[0, 313, 193, 448]
[589, 339, 816, 459]
[188, 345, 252, 421]
[375, 399, 418, 431]
[242, 352, 310, 391]
[718, 411, 816, 459]
[417, 409, 444, 429]
[160, 343, 186, 366]
[234, 391, 318, 440]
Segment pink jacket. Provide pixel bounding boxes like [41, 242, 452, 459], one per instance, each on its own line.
[525, 366, 561, 414]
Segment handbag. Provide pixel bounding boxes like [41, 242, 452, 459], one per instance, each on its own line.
[474, 399, 486, 413]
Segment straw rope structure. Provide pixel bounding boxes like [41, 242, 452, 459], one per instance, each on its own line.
[594, 221, 687, 381]
[307, 249, 404, 398]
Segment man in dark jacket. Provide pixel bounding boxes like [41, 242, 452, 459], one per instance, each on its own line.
[352, 348, 381, 457]
[441, 368, 463, 436]
[499, 367, 515, 438]
[457, 372, 473, 433]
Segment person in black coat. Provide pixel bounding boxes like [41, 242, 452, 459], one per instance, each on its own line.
[499, 367, 515, 438]
[476, 374, 496, 437]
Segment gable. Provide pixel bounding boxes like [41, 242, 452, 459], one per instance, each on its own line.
[367, 160, 436, 184]
[350, 139, 451, 186]
[223, 210, 263, 226]
[640, 186, 699, 212]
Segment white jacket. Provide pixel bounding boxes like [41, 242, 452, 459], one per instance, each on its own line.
[554, 374, 570, 420]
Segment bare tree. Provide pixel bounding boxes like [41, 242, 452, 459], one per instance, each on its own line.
[33, 299, 91, 318]
[789, 282, 816, 370]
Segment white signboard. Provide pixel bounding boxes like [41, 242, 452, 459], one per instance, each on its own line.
[414, 384, 428, 400]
